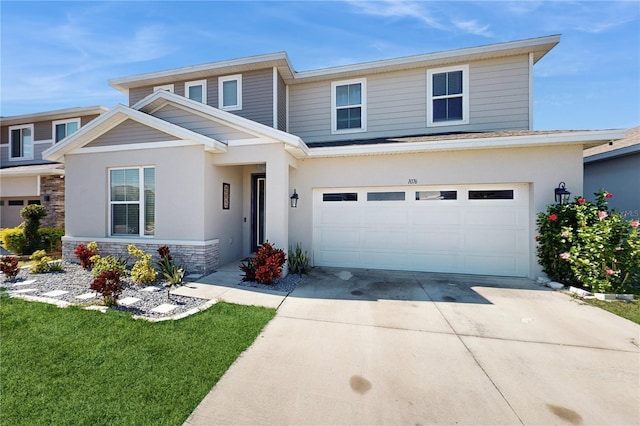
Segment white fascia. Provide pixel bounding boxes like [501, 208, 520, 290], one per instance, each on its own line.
[307, 130, 627, 158]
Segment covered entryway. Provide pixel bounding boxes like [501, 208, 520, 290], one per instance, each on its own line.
[312, 183, 529, 276]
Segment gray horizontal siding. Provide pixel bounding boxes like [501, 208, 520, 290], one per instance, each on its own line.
[86, 119, 174, 148]
[127, 69, 275, 128]
[278, 73, 287, 131]
[0, 143, 54, 167]
[233, 69, 273, 127]
[289, 54, 531, 143]
[152, 104, 253, 141]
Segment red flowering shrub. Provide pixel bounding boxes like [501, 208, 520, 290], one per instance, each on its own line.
[239, 241, 286, 285]
[90, 270, 123, 306]
[0, 256, 20, 280]
[74, 243, 97, 269]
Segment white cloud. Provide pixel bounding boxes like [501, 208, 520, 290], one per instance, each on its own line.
[347, 0, 447, 30]
[453, 19, 493, 37]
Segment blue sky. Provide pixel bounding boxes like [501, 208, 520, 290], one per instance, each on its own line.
[1, 1, 639, 130]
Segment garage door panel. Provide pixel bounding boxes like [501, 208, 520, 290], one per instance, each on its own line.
[363, 230, 407, 249]
[316, 229, 361, 248]
[317, 209, 361, 226]
[362, 208, 408, 226]
[313, 184, 529, 277]
[410, 209, 463, 225]
[409, 231, 461, 251]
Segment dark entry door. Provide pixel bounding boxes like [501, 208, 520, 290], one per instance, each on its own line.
[251, 174, 266, 252]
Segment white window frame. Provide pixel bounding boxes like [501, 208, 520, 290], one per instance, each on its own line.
[153, 84, 174, 93]
[218, 74, 242, 111]
[331, 78, 367, 135]
[426, 64, 469, 127]
[52, 118, 80, 143]
[8, 124, 34, 161]
[185, 79, 207, 104]
[108, 166, 155, 238]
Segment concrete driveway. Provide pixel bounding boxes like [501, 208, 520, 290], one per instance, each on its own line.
[184, 268, 640, 425]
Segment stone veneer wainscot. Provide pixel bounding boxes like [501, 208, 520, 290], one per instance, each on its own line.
[62, 238, 219, 274]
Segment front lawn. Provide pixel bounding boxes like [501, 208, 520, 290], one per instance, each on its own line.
[585, 298, 640, 325]
[0, 296, 275, 425]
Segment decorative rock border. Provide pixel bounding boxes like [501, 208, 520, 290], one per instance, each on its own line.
[536, 277, 636, 302]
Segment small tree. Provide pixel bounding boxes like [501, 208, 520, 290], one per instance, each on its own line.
[20, 204, 47, 253]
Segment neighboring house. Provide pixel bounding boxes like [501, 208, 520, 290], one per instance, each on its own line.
[43, 34, 625, 278]
[583, 126, 640, 219]
[0, 107, 107, 228]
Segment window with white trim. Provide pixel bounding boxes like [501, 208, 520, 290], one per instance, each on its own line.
[218, 74, 242, 111]
[427, 65, 469, 127]
[331, 78, 366, 134]
[153, 84, 174, 93]
[53, 118, 80, 143]
[109, 167, 155, 237]
[9, 124, 34, 160]
[185, 79, 207, 103]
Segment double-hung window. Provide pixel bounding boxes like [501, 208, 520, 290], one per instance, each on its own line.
[427, 65, 469, 127]
[9, 124, 34, 160]
[109, 167, 155, 237]
[218, 74, 242, 111]
[53, 118, 80, 143]
[331, 78, 366, 134]
[185, 80, 207, 104]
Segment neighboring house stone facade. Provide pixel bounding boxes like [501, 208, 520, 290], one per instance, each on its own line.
[0, 107, 107, 228]
[39, 35, 627, 277]
[584, 126, 640, 219]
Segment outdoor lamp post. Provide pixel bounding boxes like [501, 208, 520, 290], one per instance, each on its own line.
[290, 189, 299, 208]
[554, 182, 571, 205]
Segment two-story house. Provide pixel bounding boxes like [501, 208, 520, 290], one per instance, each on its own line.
[0, 106, 107, 228]
[43, 34, 624, 278]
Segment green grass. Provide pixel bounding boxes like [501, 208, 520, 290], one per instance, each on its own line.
[0, 296, 275, 425]
[585, 298, 640, 325]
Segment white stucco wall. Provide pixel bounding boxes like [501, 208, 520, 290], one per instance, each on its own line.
[64, 145, 207, 240]
[289, 144, 584, 278]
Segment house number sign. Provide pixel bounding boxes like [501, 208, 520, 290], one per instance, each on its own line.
[408, 179, 418, 184]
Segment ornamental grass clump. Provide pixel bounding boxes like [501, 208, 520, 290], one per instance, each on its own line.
[536, 190, 639, 293]
[156, 245, 184, 293]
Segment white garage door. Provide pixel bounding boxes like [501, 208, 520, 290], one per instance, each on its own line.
[313, 184, 529, 276]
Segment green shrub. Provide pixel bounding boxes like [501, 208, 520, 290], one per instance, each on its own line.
[91, 255, 128, 278]
[128, 244, 157, 284]
[39, 227, 64, 252]
[20, 204, 47, 253]
[0, 226, 27, 255]
[29, 250, 52, 274]
[0, 256, 20, 280]
[288, 243, 311, 275]
[48, 259, 64, 272]
[536, 190, 639, 293]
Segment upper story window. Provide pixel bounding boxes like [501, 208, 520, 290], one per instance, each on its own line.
[9, 124, 34, 160]
[218, 74, 242, 111]
[427, 65, 469, 127]
[153, 84, 174, 93]
[331, 78, 367, 134]
[109, 166, 155, 237]
[185, 80, 207, 104]
[53, 118, 80, 143]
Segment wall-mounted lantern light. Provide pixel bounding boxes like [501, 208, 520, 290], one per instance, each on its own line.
[290, 189, 299, 208]
[554, 182, 571, 205]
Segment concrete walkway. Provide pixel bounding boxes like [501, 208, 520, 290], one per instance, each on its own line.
[184, 267, 640, 425]
[171, 261, 288, 309]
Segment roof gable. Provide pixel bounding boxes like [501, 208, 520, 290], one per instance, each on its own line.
[43, 104, 227, 162]
[85, 119, 176, 148]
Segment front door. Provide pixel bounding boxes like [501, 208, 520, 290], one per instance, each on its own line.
[251, 174, 266, 252]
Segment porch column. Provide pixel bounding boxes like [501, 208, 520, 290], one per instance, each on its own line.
[265, 151, 290, 262]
